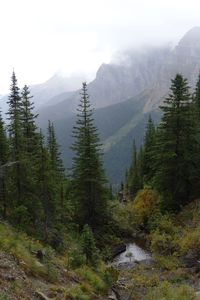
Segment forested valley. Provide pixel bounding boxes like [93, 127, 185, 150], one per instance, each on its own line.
[1, 71, 200, 299]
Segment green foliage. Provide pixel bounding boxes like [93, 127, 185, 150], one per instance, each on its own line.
[180, 223, 200, 257]
[110, 200, 135, 233]
[69, 248, 86, 269]
[154, 74, 197, 210]
[81, 224, 99, 266]
[127, 141, 143, 197]
[71, 82, 109, 231]
[65, 287, 90, 300]
[0, 223, 47, 277]
[0, 110, 9, 219]
[131, 187, 160, 227]
[150, 214, 180, 256]
[143, 115, 156, 184]
[0, 294, 10, 300]
[154, 255, 180, 270]
[103, 266, 119, 286]
[145, 281, 199, 300]
[77, 266, 107, 293]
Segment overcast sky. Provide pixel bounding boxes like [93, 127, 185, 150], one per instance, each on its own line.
[0, 0, 200, 93]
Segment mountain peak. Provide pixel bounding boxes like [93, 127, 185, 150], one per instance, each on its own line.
[178, 27, 200, 47]
[174, 27, 200, 60]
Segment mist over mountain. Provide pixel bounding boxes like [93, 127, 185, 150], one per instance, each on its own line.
[0, 73, 84, 119]
[1, 27, 200, 186]
[30, 73, 84, 107]
[34, 27, 200, 186]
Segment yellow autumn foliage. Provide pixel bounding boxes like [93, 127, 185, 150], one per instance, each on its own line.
[131, 187, 160, 226]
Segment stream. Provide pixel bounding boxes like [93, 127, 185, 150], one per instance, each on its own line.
[113, 242, 151, 266]
[108, 242, 151, 300]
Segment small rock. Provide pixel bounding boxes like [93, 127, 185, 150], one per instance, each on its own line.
[35, 291, 50, 300]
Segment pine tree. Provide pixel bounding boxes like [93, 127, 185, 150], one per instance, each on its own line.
[154, 74, 195, 210]
[143, 115, 156, 184]
[21, 85, 39, 153]
[71, 82, 108, 232]
[20, 85, 43, 229]
[190, 74, 200, 198]
[127, 141, 143, 198]
[81, 224, 99, 266]
[37, 131, 57, 240]
[47, 120, 64, 177]
[193, 73, 200, 119]
[0, 111, 9, 218]
[47, 120, 69, 226]
[6, 71, 23, 208]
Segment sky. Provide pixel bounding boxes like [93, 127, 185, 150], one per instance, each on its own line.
[0, 0, 200, 93]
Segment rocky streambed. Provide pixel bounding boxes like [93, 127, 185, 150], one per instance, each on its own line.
[108, 242, 152, 300]
[108, 242, 200, 300]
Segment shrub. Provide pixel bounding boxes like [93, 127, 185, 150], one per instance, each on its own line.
[131, 187, 161, 227]
[180, 224, 200, 257]
[0, 294, 10, 300]
[145, 281, 199, 300]
[154, 255, 180, 270]
[81, 225, 99, 266]
[150, 215, 180, 255]
[43, 246, 59, 282]
[69, 248, 86, 269]
[77, 266, 106, 293]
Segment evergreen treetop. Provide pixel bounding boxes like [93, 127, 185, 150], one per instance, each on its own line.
[71, 82, 108, 232]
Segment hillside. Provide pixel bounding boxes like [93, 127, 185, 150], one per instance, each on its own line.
[0, 223, 115, 300]
[34, 27, 200, 186]
[111, 195, 200, 299]
[52, 90, 160, 185]
[1, 28, 200, 186]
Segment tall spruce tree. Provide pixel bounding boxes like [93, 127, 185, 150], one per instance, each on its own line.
[143, 115, 156, 184]
[6, 71, 23, 209]
[71, 82, 108, 232]
[47, 120, 64, 177]
[21, 85, 39, 152]
[191, 74, 200, 198]
[154, 74, 195, 210]
[193, 73, 200, 119]
[37, 131, 57, 240]
[47, 120, 69, 226]
[20, 85, 42, 228]
[127, 141, 143, 198]
[0, 111, 9, 218]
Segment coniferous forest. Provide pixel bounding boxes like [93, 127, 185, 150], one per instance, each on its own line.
[2, 72, 200, 299]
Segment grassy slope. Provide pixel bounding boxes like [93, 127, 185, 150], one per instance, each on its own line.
[0, 223, 114, 300]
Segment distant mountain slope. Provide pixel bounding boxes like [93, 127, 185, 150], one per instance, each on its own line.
[37, 46, 171, 125]
[38, 27, 200, 123]
[52, 90, 160, 186]
[30, 73, 84, 108]
[2, 27, 200, 186]
[41, 27, 200, 186]
[0, 72, 85, 119]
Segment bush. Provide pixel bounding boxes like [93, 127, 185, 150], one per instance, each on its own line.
[131, 187, 161, 227]
[111, 201, 135, 232]
[180, 224, 200, 257]
[81, 225, 99, 266]
[145, 281, 199, 300]
[0, 294, 10, 300]
[154, 255, 180, 270]
[77, 266, 106, 293]
[69, 248, 86, 269]
[150, 215, 180, 255]
[43, 246, 59, 282]
[103, 266, 119, 286]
